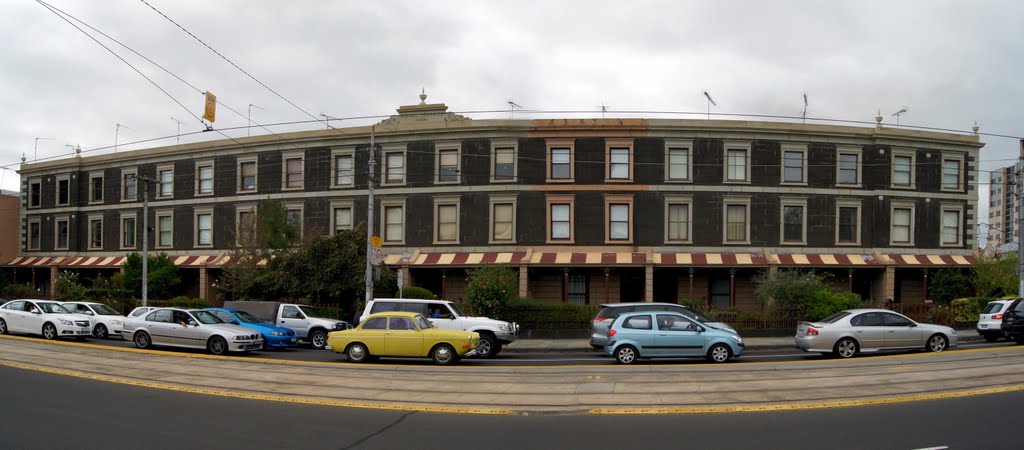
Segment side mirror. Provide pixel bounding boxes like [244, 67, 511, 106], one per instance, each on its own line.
[696, 326, 706, 333]
[231, 320, 241, 326]
[909, 322, 917, 327]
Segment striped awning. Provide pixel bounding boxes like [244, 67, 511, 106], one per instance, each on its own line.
[172, 255, 217, 267]
[394, 252, 528, 266]
[889, 254, 975, 266]
[213, 255, 268, 266]
[775, 254, 881, 266]
[530, 252, 646, 265]
[7, 256, 127, 267]
[655, 253, 766, 265]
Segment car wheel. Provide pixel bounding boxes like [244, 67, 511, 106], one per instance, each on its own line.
[926, 334, 949, 353]
[42, 323, 57, 340]
[476, 334, 499, 359]
[983, 334, 1000, 343]
[309, 330, 327, 350]
[833, 338, 858, 358]
[346, 343, 369, 363]
[93, 324, 108, 339]
[615, 345, 638, 364]
[0, 318, 7, 334]
[207, 336, 229, 355]
[133, 331, 151, 349]
[431, 343, 458, 365]
[706, 343, 732, 363]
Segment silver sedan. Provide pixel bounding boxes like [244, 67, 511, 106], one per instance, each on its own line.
[794, 308, 958, 358]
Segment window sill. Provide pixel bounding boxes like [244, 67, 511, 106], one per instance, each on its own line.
[780, 241, 807, 246]
[545, 178, 575, 183]
[779, 181, 808, 187]
[434, 180, 461, 185]
[664, 179, 693, 184]
[546, 239, 575, 244]
[329, 185, 354, 190]
[890, 185, 916, 190]
[605, 239, 634, 245]
[835, 242, 861, 246]
[604, 178, 634, 183]
[889, 242, 916, 247]
[281, 187, 304, 192]
[236, 190, 257, 195]
[381, 181, 407, 187]
[489, 178, 517, 184]
[722, 180, 751, 185]
[836, 183, 862, 189]
[488, 239, 517, 245]
[723, 241, 751, 245]
[194, 192, 214, 197]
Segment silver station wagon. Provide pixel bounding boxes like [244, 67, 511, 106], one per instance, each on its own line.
[795, 308, 958, 358]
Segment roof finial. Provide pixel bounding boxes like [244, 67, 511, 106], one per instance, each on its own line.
[875, 109, 883, 129]
[419, 87, 427, 105]
[972, 121, 980, 135]
[21, 153, 26, 164]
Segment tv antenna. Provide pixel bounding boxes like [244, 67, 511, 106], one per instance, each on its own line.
[507, 99, 521, 119]
[703, 91, 717, 120]
[170, 117, 184, 144]
[891, 107, 909, 127]
[114, 123, 131, 153]
[247, 104, 263, 136]
[598, 103, 609, 119]
[33, 137, 54, 161]
[319, 113, 340, 129]
[802, 93, 809, 124]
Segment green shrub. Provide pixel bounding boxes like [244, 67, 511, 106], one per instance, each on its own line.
[54, 272, 88, 302]
[465, 266, 518, 318]
[148, 296, 213, 309]
[2, 283, 38, 298]
[806, 289, 861, 321]
[951, 297, 987, 322]
[399, 286, 437, 300]
[123, 253, 182, 299]
[501, 302, 599, 330]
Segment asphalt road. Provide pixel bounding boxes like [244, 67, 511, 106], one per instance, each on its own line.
[0, 363, 1017, 450]
[76, 335, 1013, 365]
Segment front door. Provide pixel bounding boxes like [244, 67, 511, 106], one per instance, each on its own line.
[278, 305, 309, 339]
[385, 316, 422, 356]
[882, 312, 924, 348]
[653, 314, 705, 357]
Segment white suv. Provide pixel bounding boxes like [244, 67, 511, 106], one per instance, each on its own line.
[360, 298, 518, 358]
[977, 299, 1016, 342]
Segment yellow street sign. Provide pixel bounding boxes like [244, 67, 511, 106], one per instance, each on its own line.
[371, 236, 382, 248]
[203, 91, 217, 122]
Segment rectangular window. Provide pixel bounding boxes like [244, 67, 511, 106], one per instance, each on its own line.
[667, 203, 690, 242]
[551, 204, 571, 240]
[838, 206, 859, 244]
[90, 176, 104, 203]
[121, 216, 136, 249]
[29, 180, 41, 208]
[567, 273, 588, 305]
[286, 207, 303, 238]
[726, 149, 747, 182]
[783, 150, 805, 183]
[892, 207, 912, 244]
[725, 204, 748, 243]
[385, 152, 405, 184]
[550, 148, 571, 179]
[893, 155, 913, 187]
[123, 173, 137, 200]
[942, 159, 961, 190]
[57, 177, 69, 205]
[492, 203, 514, 242]
[158, 168, 174, 197]
[56, 218, 69, 250]
[197, 213, 213, 246]
[609, 148, 630, 180]
[28, 220, 40, 250]
[285, 158, 303, 189]
[609, 204, 630, 240]
[157, 213, 173, 248]
[333, 207, 353, 233]
[334, 154, 353, 187]
[438, 149, 459, 183]
[436, 203, 458, 243]
[668, 148, 690, 181]
[197, 164, 213, 194]
[237, 210, 254, 245]
[239, 161, 257, 192]
[838, 153, 859, 185]
[942, 210, 961, 245]
[783, 205, 804, 243]
[383, 205, 404, 243]
[493, 147, 515, 181]
[89, 218, 103, 249]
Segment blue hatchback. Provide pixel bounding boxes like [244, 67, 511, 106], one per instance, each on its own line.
[604, 311, 744, 364]
[205, 308, 298, 349]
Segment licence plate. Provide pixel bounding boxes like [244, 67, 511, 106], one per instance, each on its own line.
[289, 338, 297, 343]
[245, 344, 262, 350]
[979, 324, 988, 329]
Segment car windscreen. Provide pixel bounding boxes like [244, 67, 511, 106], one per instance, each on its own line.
[191, 310, 224, 325]
[447, 303, 465, 318]
[414, 315, 433, 329]
[233, 311, 263, 323]
[982, 303, 1006, 314]
[92, 304, 120, 315]
[39, 303, 71, 314]
[819, 311, 851, 324]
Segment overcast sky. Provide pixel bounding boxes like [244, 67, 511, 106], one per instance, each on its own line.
[3, 1, 1022, 226]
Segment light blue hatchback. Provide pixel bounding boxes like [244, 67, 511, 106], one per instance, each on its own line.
[604, 311, 745, 364]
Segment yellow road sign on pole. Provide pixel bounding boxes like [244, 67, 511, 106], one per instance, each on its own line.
[203, 91, 217, 122]
[371, 236, 382, 248]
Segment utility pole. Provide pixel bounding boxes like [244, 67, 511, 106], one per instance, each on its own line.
[364, 125, 376, 303]
[141, 176, 151, 306]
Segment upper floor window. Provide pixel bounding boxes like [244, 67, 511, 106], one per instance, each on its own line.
[665, 196, 692, 243]
[330, 200, 354, 235]
[434, 197, 460, 244]
[837, 147, 861, 186]
[546, 139, 575, 182]
[941, 156, 963, 191]
[195, 161, 214, 195]
[723, 197, 751, 244]
[890, 203, 915, 245]
[891, 150, 915, 188]
[89, 174, 104, 204]
[836, 201, 861, 245]
[491, 140, 517, 182]
[195, 210, 213, 247]
[546, 194, 575, 243]
[238, 158, 257, 193]
[381, 199, 406, 244]
[780, 198, 807, 245]
[781, 145, 807, 184]
[121, 215, 137, 249]
[122, 170, 137, 201]
[236, 208, 255, 246]
[283, 152, 304, 190]
[27, 218, 40, 250]
[156, 211, 173, 249]
[56, 175, 70, 206]
[490, 195, 516, 244]
[605, 195, 634, 243]
[665, 140, 693, 182]
[28, 179, 41, 208]
[941, 206, 962, 246]
[436, 145, 460, 184]
[724, 142, 751, 183]
[89, 217, 103, 250]
[331, 148, 354, 188]
[285, 203, 303, 239]
[383, 147, 406, 186]
[157, 166, 174, 198]
[55, 217, 69, 250]
[606, 139, 634, 182]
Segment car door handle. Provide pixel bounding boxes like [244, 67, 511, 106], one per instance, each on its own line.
[888, 331, 896, 333]
[855, 330, 863, 333]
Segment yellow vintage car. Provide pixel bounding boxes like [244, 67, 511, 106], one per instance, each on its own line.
[326, 311, 479, 365]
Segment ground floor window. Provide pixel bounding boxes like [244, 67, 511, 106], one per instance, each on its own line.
[567, 273, 588, 305]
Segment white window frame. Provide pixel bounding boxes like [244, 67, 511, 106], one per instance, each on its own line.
[664, 139, 693, 183]
[194, 160, 215, 196]
[435, 142, 461, 185]
[120, 213, 137, 250]
[121, 168, 138, 202]
[941, 153, 965, 192]
[284, 202, 304, 239]
[156, 164, 175, 199]
[490, 139, 518, 183]
[235, 204, 257, 247]
[194, 207, 214, 248]
[605, 194, 634, 244]
[664, 195, 693, 244]
[891, 148, 916, 189]
[433, 196, 461, 245]
[26, 178, 42, 209]
[889, 201, 916, 246]
[382, 145, 407, 187]
[605, 138, 634, 183]
[282, 151, 305, 191]
[835, 199, 862, 246]
[237, 157, 258, 194]
[380, 198, 406, 245]
[779, 197, 808, 245]
[940, 203, 964, 247]
[55, 174, 71, 206]
[722, 196, 751, 244]
[780, 144, 808, 186]
[88, 172, 104, 205]
[836, 146, 863, 187]
[488, 194, 517, 244]
[26, 217, 41, 251]
[155, 209, 174, 249]
[546, 139, 575, 183]
[329, 199, 355, 235]
[88, 215, 104, 250]
[723, 141, 751, 184]
[546, 194, 575, 244]
[330, 147, 355, 189]
[54, 215, 70, 251]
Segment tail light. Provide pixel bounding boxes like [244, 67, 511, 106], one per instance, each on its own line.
[593, 317, 609, 324]
[608, 329, 617, 338]
[993, 314, 1004, 320]
[807, 327, 819, 336]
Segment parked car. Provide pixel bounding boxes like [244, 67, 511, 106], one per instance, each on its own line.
[223, 301, 350, 350]
[977, 299, 1016, 342]
[121, 308, 264, 355]
[327, 311, 479, 365]
[1001, 298, 1024, 343]
[591, 302, 737, 349]
[0, 299, 92, 340]
[604, 311, 744, 364]
[794, 308, 957, 358]
[61, 301, 127, 339]
[360, 298, 518, 358]
[204, 307, 298, 349]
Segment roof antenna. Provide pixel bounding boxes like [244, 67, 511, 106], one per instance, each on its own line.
[115, 123, 131, 152]
[703, 91, 717, 120]
[170, 117, 184, 144]
[33, 137, 54, 162]
[507, 99, 521, 119]
[802, 93, 808, 124]
[598, 103, 608, 119]
[891, 107, 909, 127]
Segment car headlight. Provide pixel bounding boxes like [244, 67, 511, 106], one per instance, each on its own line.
[271, 331, 285, 336]
[731, 334, 743, 343]
[59, 319, 74, 326]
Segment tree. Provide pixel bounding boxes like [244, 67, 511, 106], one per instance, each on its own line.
[465, 266, 518, 318]
[220, 200, 301, 299]
[54, 271, 88, 302]
[123, 252, 182, 299]
[927, 268, 973, 304]
[971, 253, 1018, 298]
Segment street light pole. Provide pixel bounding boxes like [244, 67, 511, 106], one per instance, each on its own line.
[364, 126, 376, 304]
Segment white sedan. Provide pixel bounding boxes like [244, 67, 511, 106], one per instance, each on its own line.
[0, 299, 92, 340]
[122, 308, 264, 355]
[62, 302, 127, 339]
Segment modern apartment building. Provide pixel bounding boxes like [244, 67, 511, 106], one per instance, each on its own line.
[987, 163, 1019, 248]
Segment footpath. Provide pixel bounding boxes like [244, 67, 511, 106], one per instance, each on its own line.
[0, 332, 1018, 416]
